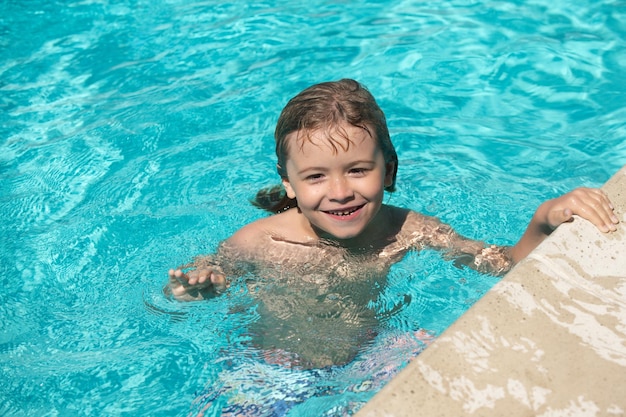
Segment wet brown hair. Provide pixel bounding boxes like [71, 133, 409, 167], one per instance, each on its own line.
[253, 79, 398, 213]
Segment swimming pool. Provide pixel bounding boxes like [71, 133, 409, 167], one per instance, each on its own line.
[1, 0, 625, 415]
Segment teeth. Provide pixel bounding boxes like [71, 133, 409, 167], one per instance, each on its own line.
[329, 208, 356, 216]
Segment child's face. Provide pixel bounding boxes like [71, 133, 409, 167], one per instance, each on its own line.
[281, 123, 394, 242]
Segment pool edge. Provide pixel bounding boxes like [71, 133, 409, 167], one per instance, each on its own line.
[355, 165, 626, 417]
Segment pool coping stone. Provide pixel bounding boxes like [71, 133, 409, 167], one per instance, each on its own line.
[355, 164, 626, 417]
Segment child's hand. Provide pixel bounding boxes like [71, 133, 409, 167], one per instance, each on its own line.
[166, 267, 228, 301]
[543, 187, 619, 233]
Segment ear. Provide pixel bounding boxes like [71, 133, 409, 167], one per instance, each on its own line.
[384, 161, 396, 188]
[281, 176, 297, 199]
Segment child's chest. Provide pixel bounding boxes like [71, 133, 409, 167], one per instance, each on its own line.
[254, 236, 413, 288]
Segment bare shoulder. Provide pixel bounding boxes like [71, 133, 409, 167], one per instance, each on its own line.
[226, 210, 300, 248]
[387, 206, 441, 232]
[387, 206, 457, 250]
[226, 215, 275, 249]
[406, 208, 441, 225]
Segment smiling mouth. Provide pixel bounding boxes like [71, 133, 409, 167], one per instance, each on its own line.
[324, 205, 364, 217]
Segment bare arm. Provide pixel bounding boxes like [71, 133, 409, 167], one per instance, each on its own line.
[405, 211, 514, 276]
[420, 188, 618, 275]
[415, 187, 619, 274]
[165, 223, 268, 301]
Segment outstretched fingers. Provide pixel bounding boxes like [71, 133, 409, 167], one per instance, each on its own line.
[168, 267, 228, 295]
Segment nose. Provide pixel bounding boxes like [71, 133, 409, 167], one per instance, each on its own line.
[328, 177, 354, 202]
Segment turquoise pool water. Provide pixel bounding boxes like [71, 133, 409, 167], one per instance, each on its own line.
[1, 0, 625, 415]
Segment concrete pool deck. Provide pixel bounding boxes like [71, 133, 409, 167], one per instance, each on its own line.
[356, 165, 626, 417]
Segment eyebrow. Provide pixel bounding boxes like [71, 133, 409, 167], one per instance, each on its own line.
[295, 160, 377, 175]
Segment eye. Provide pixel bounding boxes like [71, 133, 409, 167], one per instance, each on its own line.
[349, 167, 369, 176]
[305, 173, 325, 182]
